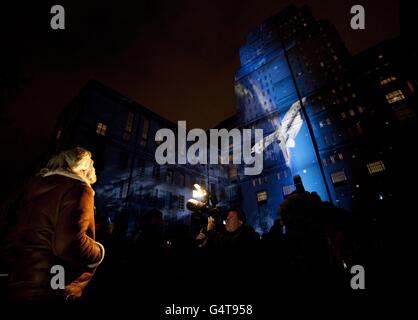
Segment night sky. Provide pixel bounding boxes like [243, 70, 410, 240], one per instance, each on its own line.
[0, 0, 399, 197]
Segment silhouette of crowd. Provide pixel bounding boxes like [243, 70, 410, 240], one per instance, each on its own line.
[81, 181, 383, 305]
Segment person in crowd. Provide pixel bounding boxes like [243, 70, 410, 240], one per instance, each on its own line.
[7, 147, 105, 301]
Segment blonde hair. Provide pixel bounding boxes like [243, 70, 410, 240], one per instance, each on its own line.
[39, 147, 96, 184]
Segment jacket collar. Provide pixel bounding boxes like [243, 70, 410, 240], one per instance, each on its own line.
[42, 170, 92, 188]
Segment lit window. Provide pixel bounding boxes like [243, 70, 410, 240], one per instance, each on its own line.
[378, 54, 384, 59]
[355, 122, 363, 134]
[352, 93, 357, 98]
[338, 153, 344, 160]
[330, 156, 335, 164]
[283, 185, 294, 196]
[357, 105, 364, 113]
[341, 112, 347, 119]
[229, 165, 238, 181]
[319, 121, 325, 128]
[367, 161, 386, 174]
[96, 122, 107, 136]
[142, 118, 150, 139]
[380, 77, 397, 86]
[385, 90, 405, 104]
[140, 118, 150, 146]
[349, 109, 355, 117]
[257, 191, 268, 202]
[320, 62, 325, 67]
[333, 55, 338, 61]
[331, 171, 347, 184]
[326, 118, 332, 125]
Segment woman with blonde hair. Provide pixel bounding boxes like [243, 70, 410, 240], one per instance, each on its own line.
[8, 147, 105, 301]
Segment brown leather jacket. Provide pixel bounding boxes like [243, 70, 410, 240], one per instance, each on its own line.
[7, 173, 104, 300]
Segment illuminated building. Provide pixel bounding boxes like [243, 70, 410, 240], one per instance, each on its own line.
[224, 5, 416, 233]
[52, 80, 212, 235]
[50, 5, 416, 235]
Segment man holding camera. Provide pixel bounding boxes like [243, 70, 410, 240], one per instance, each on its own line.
[197, 208, 258, 256]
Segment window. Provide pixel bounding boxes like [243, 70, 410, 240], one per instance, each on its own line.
[341, 112, 347, 119]
[178, 195, 185, 211]
[320, 62, 325, 67]
[229, 165, 237, 181]
[257, 191, 268, 203]
[166, 169, 174, 184]
[96, 122, 107, 136]
[355, 122, 363, 134]
[349, 109, 355, 117]
[333, 55, 338, 61]
[322, 158, 327, 167]
[140, 118, 150, 146]
[385, 90, 405, 104]
[277, 172, 281, 180]
[330, 156, 335, 164]
[123, 112, 135, 141]
[331, 171, 347, 184]
[357, 105, 364, 113]
[380, 77, 396, 85]
[138, 160, 146, 177]
[326, 118, 332, 125]
[338, 153, 344, 160]
[367, 161, 386, 174]
[126, 112, 134, 132]
[178, 173, 185, 186]
[283, 185, 294, 196]
[252, 179, 256, 187]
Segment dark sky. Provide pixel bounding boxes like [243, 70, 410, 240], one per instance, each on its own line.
[0, 0, 399, 195]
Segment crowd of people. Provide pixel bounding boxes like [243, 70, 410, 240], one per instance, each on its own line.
[0, 148, 387, 305]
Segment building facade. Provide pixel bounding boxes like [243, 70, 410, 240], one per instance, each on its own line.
[50, 5, 416, 236]
[226, 5, 416, 233]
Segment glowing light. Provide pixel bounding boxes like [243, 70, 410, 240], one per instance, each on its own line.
[192, 184, 207, 199]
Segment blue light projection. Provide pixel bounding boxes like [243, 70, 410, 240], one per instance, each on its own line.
[234, 30, 331, 232]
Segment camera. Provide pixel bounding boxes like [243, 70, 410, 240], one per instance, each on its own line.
[187, 184, 226, 235]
